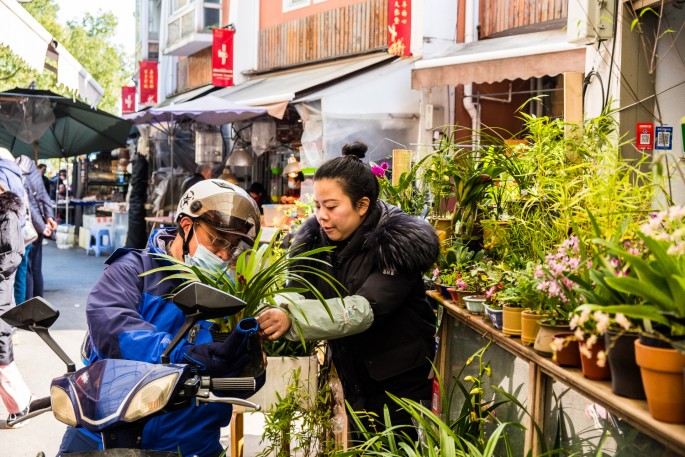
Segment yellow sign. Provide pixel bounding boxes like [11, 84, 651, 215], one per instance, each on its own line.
[392, 149, 411, 186]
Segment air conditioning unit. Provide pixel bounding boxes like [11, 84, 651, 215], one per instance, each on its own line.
[567, 0, 617, 45]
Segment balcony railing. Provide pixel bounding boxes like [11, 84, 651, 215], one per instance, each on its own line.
[258, 0, 388, 72]
[479, 0, 568, 38]
[165, 0, 220, 56]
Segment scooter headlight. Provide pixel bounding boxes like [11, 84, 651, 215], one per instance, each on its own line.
[51, 386, 77, 427]
[123, 373, 179, 422]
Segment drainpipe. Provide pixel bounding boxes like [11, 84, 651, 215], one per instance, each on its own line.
[463, 0, 479, 148]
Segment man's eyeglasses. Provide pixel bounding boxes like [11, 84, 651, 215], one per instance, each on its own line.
[195, 223, 236, 251]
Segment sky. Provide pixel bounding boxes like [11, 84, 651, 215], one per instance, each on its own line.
[56, 0, 136, 58]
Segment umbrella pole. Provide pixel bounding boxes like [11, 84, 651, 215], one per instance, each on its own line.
[33, 142, 38, 164]
[169, 131, 174, 215]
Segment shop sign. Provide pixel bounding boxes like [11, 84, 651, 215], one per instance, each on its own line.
[635, 122, 654, 150]
[121, 86, 136, 114]
[388, 0, 412, 56]
[655, 126, 673, 150]
[212, 28, 234, 87]
[139, 61, 158, 106]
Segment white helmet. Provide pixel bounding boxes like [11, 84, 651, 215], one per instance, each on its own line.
[176, 179, 260, 245]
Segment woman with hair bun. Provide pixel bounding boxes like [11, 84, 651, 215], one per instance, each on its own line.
[257, 141, 439, 435]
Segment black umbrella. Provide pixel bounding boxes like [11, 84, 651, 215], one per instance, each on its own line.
[0, 88, 132, 160]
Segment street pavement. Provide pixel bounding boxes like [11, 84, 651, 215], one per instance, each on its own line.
[0, 240, 265, 457]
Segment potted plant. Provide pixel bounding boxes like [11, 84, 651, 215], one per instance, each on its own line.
[371, 155, 430, 217]
[498, 263, 547, 342]
[455, 261, 495, 315]
[575, 206, 685, 423]
[146, 231, 344, 412]
[530, 235, 592, 356]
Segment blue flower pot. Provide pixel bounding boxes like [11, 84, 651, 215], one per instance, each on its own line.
[484, 304, 503, 330]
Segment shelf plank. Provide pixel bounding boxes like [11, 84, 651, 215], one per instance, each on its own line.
[427, 290, 685, 456]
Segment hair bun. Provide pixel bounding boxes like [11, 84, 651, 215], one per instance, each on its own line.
[341, 141, 367, 160]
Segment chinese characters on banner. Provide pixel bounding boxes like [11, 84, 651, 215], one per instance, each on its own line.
[121, 86, 136, 114]
[212, 28, 234, 87]
[388, 0, 411, 56]
[139, 61, 158, 106]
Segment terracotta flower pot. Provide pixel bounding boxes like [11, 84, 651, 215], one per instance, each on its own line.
[552, 333, 581, 368]
[520, 310, 544, 346]
[634, 339, 685, 424]
[463, 295, 486, 315]
[447, 287, 472, 308]
[534, 322, 570, 357]
[502, 305, 524, 337]
[604, 330, 645, 399]
[579, 337, 611, 380]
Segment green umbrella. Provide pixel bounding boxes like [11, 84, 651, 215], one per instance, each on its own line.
[0, 88, 132, 160]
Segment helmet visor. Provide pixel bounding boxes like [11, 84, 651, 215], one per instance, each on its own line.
[193, 191, 259, 244]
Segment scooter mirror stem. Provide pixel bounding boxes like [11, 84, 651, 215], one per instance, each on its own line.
[160, 311, 202, 363]
[31, 325, 76, 373]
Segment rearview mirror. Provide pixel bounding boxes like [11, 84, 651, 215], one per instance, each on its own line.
[1, 297, 59, 330]
[173, 282, 246, 319]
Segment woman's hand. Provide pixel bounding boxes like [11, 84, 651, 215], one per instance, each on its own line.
[256, 308, 292, 341]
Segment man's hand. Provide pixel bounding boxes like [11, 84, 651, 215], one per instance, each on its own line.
[46, 217, 57, 230]
[256, 308, 292, 341]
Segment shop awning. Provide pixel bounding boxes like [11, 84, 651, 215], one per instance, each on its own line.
[0, 0, 104, 106]
[412, 29, 586, 88]
[213, 53, 397, 118]
[156, 84, 219, 108]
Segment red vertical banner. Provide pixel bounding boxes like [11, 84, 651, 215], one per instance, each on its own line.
[212, 28, 234, 87]
[388, 0, 412, 56]
[121, 86, 136, 114]
[139, 61, 158, 106]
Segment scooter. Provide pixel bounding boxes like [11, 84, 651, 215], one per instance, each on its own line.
[0, 282, 265, 456]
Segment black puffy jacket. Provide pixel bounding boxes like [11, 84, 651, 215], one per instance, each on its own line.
[291, 200, 439, 410]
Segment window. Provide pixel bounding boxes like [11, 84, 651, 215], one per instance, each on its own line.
[283, 0, 310, 13]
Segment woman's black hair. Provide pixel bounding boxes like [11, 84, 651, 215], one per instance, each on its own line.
[314, 141, 379, 209]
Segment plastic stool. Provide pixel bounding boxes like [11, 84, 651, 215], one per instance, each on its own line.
[87, 228, 112, 257]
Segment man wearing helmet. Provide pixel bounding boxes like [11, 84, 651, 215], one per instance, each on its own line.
[58, 180, 261, 457]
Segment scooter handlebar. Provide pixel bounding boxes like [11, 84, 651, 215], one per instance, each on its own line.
[6, 396, 52, 428]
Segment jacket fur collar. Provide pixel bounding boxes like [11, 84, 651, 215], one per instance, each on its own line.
[294, 200, 439, 275]
[0, 191, 22, 215]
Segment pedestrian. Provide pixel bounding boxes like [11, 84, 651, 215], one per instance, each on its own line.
[58, 179, 262, 457]
[180, 163, 212, 194]
[0, 151, 32, 309]
[0, 185, 33, 429]
[36, 163, 50, 193]
[248, 181, 268, 214]
[279, 171, 303, 204]
[16, 155, 57, 301]
[257, 141, 439, 435]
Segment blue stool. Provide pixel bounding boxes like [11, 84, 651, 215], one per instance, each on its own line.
[87, 228, 112, 257]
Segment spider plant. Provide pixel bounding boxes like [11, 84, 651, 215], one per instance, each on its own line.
[143, 230, 344, 339]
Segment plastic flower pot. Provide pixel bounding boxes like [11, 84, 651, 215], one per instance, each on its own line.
[502, 305, 524, 337]
[635, 339, 685, 424]
[551, 333, 581, 368]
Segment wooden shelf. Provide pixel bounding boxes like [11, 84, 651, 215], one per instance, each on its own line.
[427, 290, 685, 456]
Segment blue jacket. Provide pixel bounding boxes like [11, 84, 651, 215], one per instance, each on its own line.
[74, 227, 231, 457]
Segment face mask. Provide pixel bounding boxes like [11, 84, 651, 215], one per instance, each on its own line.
[287, 182, 297, 190]
[184, 232, 229, 272]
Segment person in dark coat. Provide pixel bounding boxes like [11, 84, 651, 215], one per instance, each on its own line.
[181, 163, 212, 194]
[257, 142, 439, 434]
[0, 189, 33, 428]
[16, 155, 57, 301]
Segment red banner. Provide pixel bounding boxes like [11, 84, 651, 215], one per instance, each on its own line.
[139, 61, 158, 106]
[388, 0, 411, 56]
[121, 86, 136, 114]
[212, 28, 234, 87]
